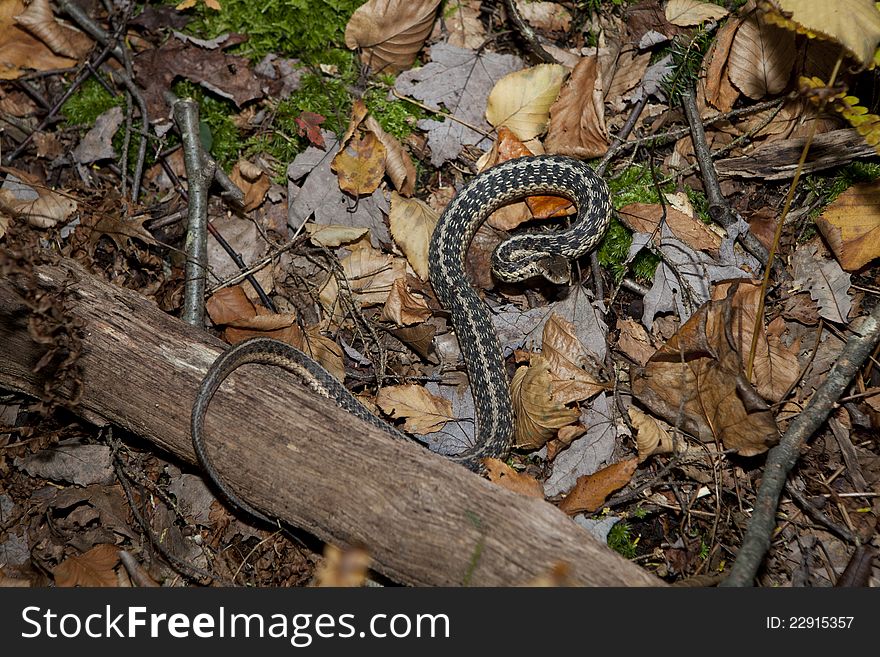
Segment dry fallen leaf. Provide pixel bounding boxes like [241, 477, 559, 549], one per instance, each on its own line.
[375, 384, 454, 434]
[629, 407, 675, 462]
[541, 313, 607, 405]
[558, 458, 638, 514]
[14, 0, 92, 58]
[485, 63, 568, 141]
[319, 244, 407, 315]
[331, 130, 386, 197]
[313, 544, 370, 587]
[510, 356, 580, 450]
[53, 544, 120, 587]
[484, 458, 545, 498]
[365, 115, 416, 196]
[433, 0, 485, 49]
[814, 181, 880, 271]
[0, 0, 77, 79]
[665, 0, 729, 27]
[380, 277, 432, 325]
[344, 0, 441, 73]
[515, 1, 572, 32]
[700, 15, 742, 112]
[616, 317, 656, 366]
[545, 56, 610, 158]
[388, 192, 438, 280]
[229, 159, 271, 212]
[764, 0, 880, 66]
[0, 176, 77, 228]
[727, 12, 795, 100]
[304, 223, 370, 247]
[618, 202, 721, 253]
[631, 281, 780, 456]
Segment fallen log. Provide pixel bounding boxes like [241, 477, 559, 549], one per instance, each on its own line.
[0, 256, 660, 586]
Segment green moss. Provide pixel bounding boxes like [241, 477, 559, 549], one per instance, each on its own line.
[61, 78, 123, 126]
[607, 521, 638, 559]
[806, 161, 880, 209]
[184, 0, 363, 61]
[363, 85, 425, 142]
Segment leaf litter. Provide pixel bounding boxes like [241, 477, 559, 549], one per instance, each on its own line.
[1, 0, 878, 588]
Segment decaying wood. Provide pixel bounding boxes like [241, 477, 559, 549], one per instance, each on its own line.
[715, 129, 875, 180]
[0, 257, 660, 587]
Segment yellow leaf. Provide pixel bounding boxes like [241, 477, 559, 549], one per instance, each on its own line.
[815, 181, 880, 270]
[331, 131, 386, 197]
[304, 223, 370, 247]
[485, 64, 568, 141]
[767, 0, 880, 66]
[388, 192, 438, 280]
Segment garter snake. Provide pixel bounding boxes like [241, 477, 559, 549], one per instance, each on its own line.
[191, 155, 612, 523]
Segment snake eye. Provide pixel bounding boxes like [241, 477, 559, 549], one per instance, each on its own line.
[536, 255, 571, 284]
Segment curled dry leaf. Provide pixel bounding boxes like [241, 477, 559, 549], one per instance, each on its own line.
[541, 313, 607, 405]
[344, 0, 441, 73]
[628, 407, 675, 462]
[618, 203, 721, 253]
[364, 115, 415, 196]
[545, 56, 610, 158]
[484, 458, 545, 499]
[375, 384, 453, 434]
[557, 458, 638, 515]
[301, 325, 346, 382]
[727, 12, 795, 100]
[510, 356, 580, 450]
[388, 192, 438, 280]
[319, 245, 407, 315]
[763, 0, 880, 67]
[380, 277, 432, 325]
[229, 159, 271, 212]
[14, 0, 92, 59]
[0, 0, 77, 80]
[814, 181, 880, 271]
[485, 64, 568, 141]
[206, 285, 257, 326]
[630, 281, 780, 456]
[664, 0, 729, 27]
[331, 130, 386, 197]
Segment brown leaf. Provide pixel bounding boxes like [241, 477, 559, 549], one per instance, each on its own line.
[388, 323, 436, 361]
[0, 0, 76, 80]
[541, 313, 607, 405]
[319, 245, 407, 315]
[332, 131, 386, 197]
[380, 277, 432, 325]
[545, 56, 609, 158]
[557, 458, 638, 514]
[484, 458, 545, 498]
[700, 15, 742, 112]
[432, 0, 485, 49]
[510, 357, 580, 450]
[388, 192, 437, 279]
[365, 115, 416, 196]
[814, 181, 880, 271]
[53, 544, 120, 587]
[301, 325, 345, 382]
[345, 0, 441, 73]
[229, 160, 271, 212]
[314, 544, 370, 587]
[0, 174, 76, 228]
[629, 407, 675, 462]
[616, 317, 656, 366]
[14, 0, 92, 58]
[515, 1, 571, 32]
[727, 12, 795, 100]
[88, 213, 156, 253]
[631, 281, 780, 455]
[206, 285, 257, 326]
[618, 202, 721, 253]
[375, 384, 453, 434]
[665, 0, 728, 27]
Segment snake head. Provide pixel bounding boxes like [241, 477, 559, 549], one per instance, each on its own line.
[535, 254, 571, 284]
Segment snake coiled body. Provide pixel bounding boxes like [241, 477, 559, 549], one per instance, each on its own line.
[191, 155, 611, 522]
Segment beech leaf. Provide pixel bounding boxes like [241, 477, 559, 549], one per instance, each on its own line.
[375, 384, 454, 434]
[485, 64, 568, 141]
[814, 181, 880, 270]
[388, 192, 438, 280]
[727, 12, 795, 100]
[545, 56, 610, 158]
[344, 0, 441, 73]
[665, 0, 729, 27]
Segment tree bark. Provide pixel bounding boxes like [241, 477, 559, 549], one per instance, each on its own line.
[0, 257, 660, 587]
